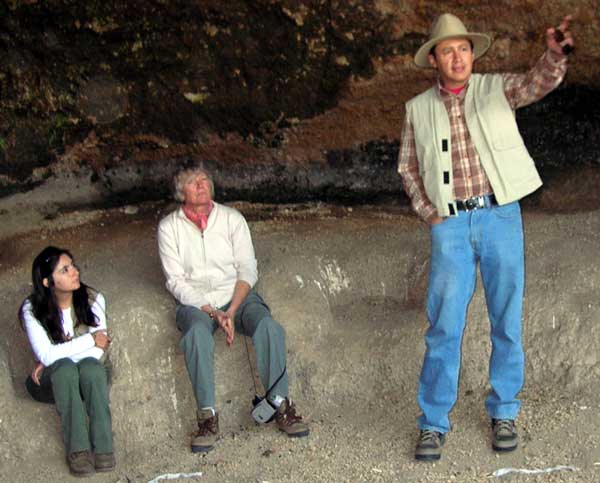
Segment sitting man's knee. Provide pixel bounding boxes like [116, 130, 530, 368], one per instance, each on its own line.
[178, 307, 214, 334]
[259, 317, 285, 337]
[180, 317, 215, 352]
[188, 318, 214, 336]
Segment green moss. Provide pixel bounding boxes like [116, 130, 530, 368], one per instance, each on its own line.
[48, 114, 69, 152]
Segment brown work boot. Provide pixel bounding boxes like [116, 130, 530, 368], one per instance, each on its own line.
[191, 409, 219, 453]
[67, 450, 95, 477]
[275, 398, 309, 438]
[94, 452, 116, 472]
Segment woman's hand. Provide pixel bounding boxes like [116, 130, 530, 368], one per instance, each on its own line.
[92, 330, 111, 350]
[215, 311, 235, 346]
[31, 361, 44, 386]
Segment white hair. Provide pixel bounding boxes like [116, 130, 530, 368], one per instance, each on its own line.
[173, 163, 215, 202]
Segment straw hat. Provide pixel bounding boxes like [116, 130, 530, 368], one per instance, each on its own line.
[414, 13, 491, 68]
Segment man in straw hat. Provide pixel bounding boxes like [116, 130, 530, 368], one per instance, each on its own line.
[398, 13, 574, 461]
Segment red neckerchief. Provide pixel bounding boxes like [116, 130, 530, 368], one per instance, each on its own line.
[446, 85, 465, 96]
[437, 77, 468, 97]
[183, 202, 214, 231]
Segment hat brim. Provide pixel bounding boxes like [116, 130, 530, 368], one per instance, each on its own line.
[414, 33, 491, 68]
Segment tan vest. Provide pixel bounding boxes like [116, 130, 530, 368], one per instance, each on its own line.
[406, 73, 542, 216]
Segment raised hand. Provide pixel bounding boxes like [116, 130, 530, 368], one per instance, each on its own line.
[547, 15, 574, 55]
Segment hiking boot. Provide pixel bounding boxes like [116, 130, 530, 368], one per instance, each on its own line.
[275, 398, 309, 438]
[415, 430, 445, 461]
[191, 409, 219, 453]
[94, 452, 116, 472]
[67, 450, 95, 477]
[492, 419, 518, 452]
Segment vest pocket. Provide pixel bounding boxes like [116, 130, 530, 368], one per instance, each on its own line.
[494, 147, 537, 184]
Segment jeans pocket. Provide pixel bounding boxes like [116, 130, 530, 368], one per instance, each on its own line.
[430, 221, 444, 236]
[492, 202, 520, 219]
[430, 214, 458, 232]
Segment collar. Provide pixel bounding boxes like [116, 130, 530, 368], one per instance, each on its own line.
[437, 77, 470, 98]
[182, 201, 214, 231]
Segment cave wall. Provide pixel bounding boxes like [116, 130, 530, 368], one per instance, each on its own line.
[1, 0, 599, 205]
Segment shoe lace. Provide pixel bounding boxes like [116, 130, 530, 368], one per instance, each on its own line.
[420, 430, 440, 443]
[195, 416, 218, 436]
[279, 399, 303, 425]
[494, 419, 514, 434]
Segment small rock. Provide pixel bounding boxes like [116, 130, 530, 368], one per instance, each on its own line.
[122, 205, 139, 215]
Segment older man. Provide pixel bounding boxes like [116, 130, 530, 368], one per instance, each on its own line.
[398, 13, 573, 460]
[157, 162, 309, 453]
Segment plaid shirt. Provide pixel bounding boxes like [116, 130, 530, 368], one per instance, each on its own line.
[398, 50, 567, 223]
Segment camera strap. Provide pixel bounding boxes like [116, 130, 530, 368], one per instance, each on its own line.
[243, 334, 286, 400]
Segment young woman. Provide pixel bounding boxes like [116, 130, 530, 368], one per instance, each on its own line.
[20, 246, 115, 477]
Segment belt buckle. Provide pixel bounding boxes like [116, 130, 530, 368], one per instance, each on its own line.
[465, 197, 479, 211]
[465, 195, 486, 211]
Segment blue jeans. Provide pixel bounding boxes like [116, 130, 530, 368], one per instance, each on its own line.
[417, 201, 525, 433]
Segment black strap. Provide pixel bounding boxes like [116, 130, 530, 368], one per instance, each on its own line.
[265, 365, 286, 399]
[243, 334, 286, 399]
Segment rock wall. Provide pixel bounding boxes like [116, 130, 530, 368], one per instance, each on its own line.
[1, 207, 598, 481]
[1, 0, 599, 206]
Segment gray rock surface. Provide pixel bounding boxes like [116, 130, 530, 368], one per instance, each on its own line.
[0, 201, 598, 482]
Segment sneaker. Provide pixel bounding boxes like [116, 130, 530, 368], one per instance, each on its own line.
[492, 419, 518, 452]
[275, 398, 309, 438]
[94, 452, 116, 472]
[415, 430, 445, 461]
[191, 409, 219, 453]
[67, 450, 95, 477]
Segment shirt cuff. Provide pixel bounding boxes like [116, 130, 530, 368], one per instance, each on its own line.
[237, 273, 257, 289]
[422, 207, 440, 224]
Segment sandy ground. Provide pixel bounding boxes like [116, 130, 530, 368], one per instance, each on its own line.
[1, 194, 599, 483]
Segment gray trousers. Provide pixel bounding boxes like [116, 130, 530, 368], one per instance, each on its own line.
[176, 290, 289, 409]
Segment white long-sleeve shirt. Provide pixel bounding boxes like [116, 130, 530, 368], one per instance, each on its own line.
[157, 202, 258, 309]
[22, 293, 107, 367]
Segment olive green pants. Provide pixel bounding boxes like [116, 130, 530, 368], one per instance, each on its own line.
[27, 357, 113, 454]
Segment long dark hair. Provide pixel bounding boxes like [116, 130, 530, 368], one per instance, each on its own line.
[19, 246, 99, 344]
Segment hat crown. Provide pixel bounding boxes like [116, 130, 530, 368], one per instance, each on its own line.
[413, 12, 490, 68]
[429, 13, 469, 41]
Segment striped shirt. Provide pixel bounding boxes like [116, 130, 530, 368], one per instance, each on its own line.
[398, 50, 567, 223]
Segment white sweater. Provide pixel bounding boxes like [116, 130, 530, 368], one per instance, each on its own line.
[22, 293, 107, 367]
[157, 202, 258, 309]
